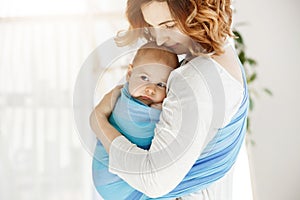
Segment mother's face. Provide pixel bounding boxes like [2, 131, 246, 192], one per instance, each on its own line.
[141, 1, 193, 55]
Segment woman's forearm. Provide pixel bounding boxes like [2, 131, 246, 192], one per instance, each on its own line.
[90, 109, 121, 153]
[89, 85, 123, 152]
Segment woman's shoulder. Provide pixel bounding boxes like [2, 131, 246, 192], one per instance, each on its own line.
[168, 55, 244, 127]
[169, 56, 222, 87]
[171, 55, 243, 91]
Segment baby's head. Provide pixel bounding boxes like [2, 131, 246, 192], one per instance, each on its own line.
[127, 42, 179, 106]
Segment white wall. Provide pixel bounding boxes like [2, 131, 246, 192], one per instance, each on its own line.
[234, 0, 300, 199]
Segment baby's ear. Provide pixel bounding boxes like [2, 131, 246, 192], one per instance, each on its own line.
[126, 64, 133, 81]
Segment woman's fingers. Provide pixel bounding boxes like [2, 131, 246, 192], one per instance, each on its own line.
[95, 84, 123, 118]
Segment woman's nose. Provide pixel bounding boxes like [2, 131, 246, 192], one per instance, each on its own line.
[155, 29, 169, 46]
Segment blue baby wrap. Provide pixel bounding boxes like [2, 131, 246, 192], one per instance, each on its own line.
[92, 70, 249, 199]
[109, 83, 161, 150]
[92, 83, 161, 199]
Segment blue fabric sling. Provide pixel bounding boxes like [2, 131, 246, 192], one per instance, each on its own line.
[92, 83, 162, 199]
[92, 64, 249, 199]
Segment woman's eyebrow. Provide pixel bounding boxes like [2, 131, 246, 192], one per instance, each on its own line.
[158, 20, 176, 26]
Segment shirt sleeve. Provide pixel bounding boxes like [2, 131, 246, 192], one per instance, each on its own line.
[108, 58, 217, 198]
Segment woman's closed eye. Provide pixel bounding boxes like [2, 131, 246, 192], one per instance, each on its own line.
[145, 20, 176, 30]
[164, 22, 176, 29]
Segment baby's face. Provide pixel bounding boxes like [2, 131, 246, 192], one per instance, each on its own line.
[128, 63, 174, 106]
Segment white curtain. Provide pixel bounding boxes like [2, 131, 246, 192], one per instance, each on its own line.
[0, 1, 126, 200]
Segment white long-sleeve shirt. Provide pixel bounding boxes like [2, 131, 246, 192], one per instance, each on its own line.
[109, 54, 244, 199]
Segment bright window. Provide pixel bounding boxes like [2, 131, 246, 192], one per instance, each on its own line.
[0, 1, 127, 200]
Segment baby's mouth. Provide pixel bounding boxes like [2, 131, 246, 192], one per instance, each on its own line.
[137, 96, 153, 105]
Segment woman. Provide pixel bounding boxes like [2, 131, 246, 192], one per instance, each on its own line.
[90, 0, 248, 199]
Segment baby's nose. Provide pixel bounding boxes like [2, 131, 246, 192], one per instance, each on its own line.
[145, 84, 156, 95]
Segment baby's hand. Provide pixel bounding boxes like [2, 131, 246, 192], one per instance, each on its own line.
[150, 103, 162, 110]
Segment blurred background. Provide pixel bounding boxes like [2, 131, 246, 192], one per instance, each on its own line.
[0, 0, 299, 200]
[234, 0, 300, 199]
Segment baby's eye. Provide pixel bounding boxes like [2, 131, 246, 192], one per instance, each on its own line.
[141, 75, 149, 81]
[157, 82, 166, 88]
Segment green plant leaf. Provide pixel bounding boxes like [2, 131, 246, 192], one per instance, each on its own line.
[248, 73, 257, 83]
[250, 140, 256, 146]
[246, 118, 251, 133]
[263, 88, 273, 96]
[239, 51, 246, 64]
[247, 58, 257, 66]
[233, 30, 244, 45]
[249, 97, 254, 111]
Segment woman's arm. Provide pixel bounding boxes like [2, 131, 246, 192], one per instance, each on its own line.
[89, 85, 123, 152]
[91, 58, 223, 197]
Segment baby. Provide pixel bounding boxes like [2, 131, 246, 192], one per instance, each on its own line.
[126, 41, 179, 109]
[92, 42, 179, 200]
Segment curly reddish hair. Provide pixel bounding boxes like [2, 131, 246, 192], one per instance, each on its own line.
[116, 0, 234, 55]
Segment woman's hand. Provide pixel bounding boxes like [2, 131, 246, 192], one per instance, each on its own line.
[95, 85, 123, 118]
[90, 84, 123, 152]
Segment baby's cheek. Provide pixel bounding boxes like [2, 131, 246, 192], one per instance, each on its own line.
[128, 83, 141, 97]
[157, 90, 166, 102]
[128, 83, 134, 96]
